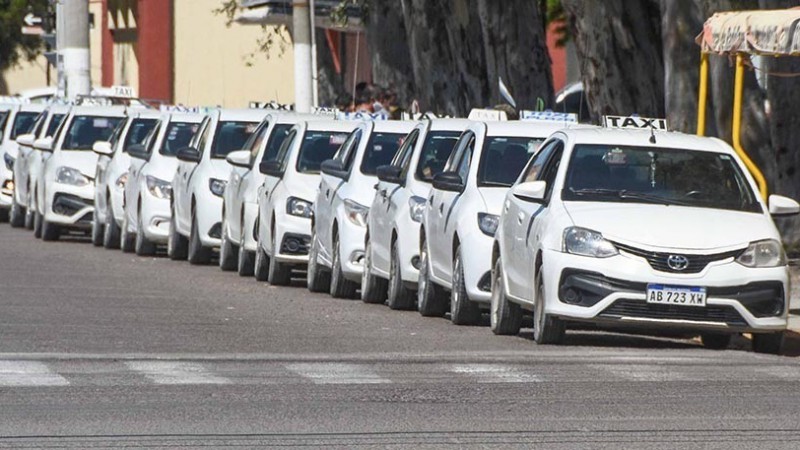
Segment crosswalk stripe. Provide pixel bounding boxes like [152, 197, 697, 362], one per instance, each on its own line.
[125, 361, 231, 385]
[448, 364, 541, 383]
[0, 361, 69, 386]
[285, 363, 391, 385]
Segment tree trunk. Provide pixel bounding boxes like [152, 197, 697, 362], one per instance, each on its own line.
[562, 0, 665, 122]
[365, 0, 416, 105]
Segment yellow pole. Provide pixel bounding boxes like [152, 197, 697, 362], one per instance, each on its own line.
[732, 53, 768, 200]
[697, 52, 709, 136]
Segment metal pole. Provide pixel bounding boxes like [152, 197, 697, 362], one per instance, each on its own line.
[55, 0, 65, 97]
[293, 1, 313, 113]
[310, 0, 319, 107]
[731, 53, 768, 200]
[62, 0, 91, 98]
[696, 52, 709, 137]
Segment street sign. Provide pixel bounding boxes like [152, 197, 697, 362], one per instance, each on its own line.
[21, 26, 44, 36]
[23, 13, 42, 27]
[21, 13, 45, 36]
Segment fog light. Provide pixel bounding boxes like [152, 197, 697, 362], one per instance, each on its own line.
[563, 288, 582, 305]
[411, 256, 420, 270]
[284, 237, 300, 253]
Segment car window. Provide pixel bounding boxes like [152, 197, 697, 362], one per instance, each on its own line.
[521, 139, 560, 183]
[539, 144, 564, 201]
[296, 131, 350, 174]
[273, 130, 297, 171]
[123, 118, 158, 152]
[11, 112, 39, 140]
[359, 132, 405, 176]
[0, 111, 9, 140]
[106, 118, 127, 146]
[161, 121, 200, 156]
[61, 116, 125, 151]
[261, 124, 293, 163]
[144, 123, 162, 154]
[391, 129, 418, 168]
[45, 114, 66, 138]
[337, 129, 362, 172]
[455, 135, 475, 182]
[476, 136, 543, 187]
[244, 120, 270, 164]
[210, 121, 259, 158]
[28, 112, 46, 137]
[194, 118, 212, 154]
[414, 130, 461, 182]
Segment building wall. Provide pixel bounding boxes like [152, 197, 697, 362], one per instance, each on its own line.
[173, 0, 295, 108]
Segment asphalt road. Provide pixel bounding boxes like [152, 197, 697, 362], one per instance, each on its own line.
[1, 226, 800, 449]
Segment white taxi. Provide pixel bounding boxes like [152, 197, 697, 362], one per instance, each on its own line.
[491, 117, 798, 353]
[363, 119, 467, 309]
[3, 103, 44, 224]
[255, 120, 356, 284]
[310, 120, 415, 298]
[419, 119, 571, 324]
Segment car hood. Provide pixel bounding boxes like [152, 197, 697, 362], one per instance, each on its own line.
[55, 151, 99, 179]
[563, 201, 775, 251]
[477, 187, 510, 216]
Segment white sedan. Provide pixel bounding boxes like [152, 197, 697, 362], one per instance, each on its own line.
[3, 103, 44, 224]
[491, 118, 799, 353]
[363, 119, 468, 309]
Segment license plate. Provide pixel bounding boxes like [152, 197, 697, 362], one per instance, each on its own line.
[646, 284, 706, 307]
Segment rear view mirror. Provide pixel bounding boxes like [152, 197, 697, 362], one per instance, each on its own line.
[512, 181, 547, 203]
[376, 165, 403, 185]
[92, 141, 113, 156]
[16, 133, 35, 147]
[259, 160, 284, 178]
[320, 159, 348, 179]
[768, 194, 800, 217]
[33, 137, 54, 152]
[226, 150, 251, 168]
[432, 171, 464, 192]
[176, 146, 201, 163]
[127, 144, 149, 160]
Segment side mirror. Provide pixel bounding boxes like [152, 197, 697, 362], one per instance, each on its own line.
[768, 194, 800, 217]
[92, 141, 113, 156]
[259, 159, 284, 177]
[376, 165, 404, 184]
[320, 159, 348, 179]
[226, 150, 251, 168]
[33, 137, 54, 152]
[432, 171, 464, 192]
[15, 133, 35, 147]
[127, 144, 149, 160]
[176, 146, 201, 163]
[511, 180, 547, 203]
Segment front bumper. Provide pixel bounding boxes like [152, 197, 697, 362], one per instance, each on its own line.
[196, 189, 223, 247]
[273, 210, 313, 264]
[337, 218, 366, 282]
[458, 228, 494, 304]
[44, 183, 95, 228]
[541, 248, 789, 333]
[141, 194, 171, 243]
[241, 202, 259, 252]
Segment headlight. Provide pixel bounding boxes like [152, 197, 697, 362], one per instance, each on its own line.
[115, 173, 128, 189]
[209, 178, 226, 197]
[287, 196, 313, 218]
[3, 153, 14, 171]
[56, 166, 91, 187]
[736, 239, 786, 268]
[563, 227, 618, 258]
[344, 199, 369, 227]
[477, 213, 499, 237]
[408, 196, 426, 223]
[146, 175, 172, 200]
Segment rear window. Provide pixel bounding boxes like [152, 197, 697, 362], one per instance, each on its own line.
[359, 132, 405, 176]
[477, 136, 543, 187]
[123, 118, 158, 151]
[211, 121, 259, 158]
[11, 112, 39, 139]
[297, 131, 350, 173]
[161, 122, 200, 156]
[46, 114, 66, 137]
[61, 116, 125, 151]
[415, 131, 461, 182]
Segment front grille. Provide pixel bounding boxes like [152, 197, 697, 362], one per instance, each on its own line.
[52, 193, 92, 216]
[478, 271, 492, 292]
[612, 241, 745, 274]
[208, 222, 222, 239]
[599, 299, 747, 326]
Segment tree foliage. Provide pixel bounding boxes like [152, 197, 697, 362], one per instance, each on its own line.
[0, 0, 49, 72]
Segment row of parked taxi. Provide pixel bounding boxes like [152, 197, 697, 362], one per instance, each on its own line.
[1, 98, 796, 354]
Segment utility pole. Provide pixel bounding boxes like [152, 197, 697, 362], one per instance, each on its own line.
[61, 0, 91, 98]
[293, 1, 313, 113]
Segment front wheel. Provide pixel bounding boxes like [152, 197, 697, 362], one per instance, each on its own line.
[267, 233, 291, 285]
[700, 333, 732, 350]
[450, 247, 482, 326]
[33, 210, 43, 238]
[219, 218, 239, 271]
[417, 242, 447, 317]
[361, 239, 387, 304]
[533, 273, 565, 345]
[91, 211, 104, 246]
[238, 226, 255, 277]
[306, 230, 331, 293]
[387, 240, 415, 310]
[9, 200, 25, 228]
[752, 332, 784, 354]
[120, 214, 135, 253]
[490, 258, 522, 335]
[103, 205, 121, 249]
[24, 203, 34, 230]
[329, 233, 358, 299]
[167, 209, 188, 260]
[253, 231, 270, 282]
[187, 213, 212, 265]
[135, 210, 157, 256]
[41, 217, 60, 241]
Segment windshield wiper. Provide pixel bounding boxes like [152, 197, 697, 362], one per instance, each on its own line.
[569, 188, 690, 206]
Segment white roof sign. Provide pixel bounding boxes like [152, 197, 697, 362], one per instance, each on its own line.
[603, 115, 669, 131]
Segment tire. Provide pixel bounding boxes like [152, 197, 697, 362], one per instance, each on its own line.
[219, 217, 239, 271]
[533, 272, 565, 345]
[167, 208, 188, 260]
[490, 258, 522, 335]
[267, 232, 291, 285]
[120, 214, 135, 253]
[90, 212, 104, 246]
[329, 233, 359, 299]
[254, 230, 270, 282]
[135, 209, 157, 256]
[417, 241, 448, 317]
[24, 206, 35, 230]
[0, 208, 9, 223]
[450, 247, 482, 326]
[752, 332, 784, 354]
[41, 217, 60, 241]
[387, 240, 415, 310]
[9, 200, 25, 228]
[187, 213, 212, 265]
[33, 210, 43, 238]
[361, 239, 387, 304]
[103, 205, 121, 250]
[700, 333, 732, 350]
[307, 230, 331, 292]
[238, 227, 255, 277]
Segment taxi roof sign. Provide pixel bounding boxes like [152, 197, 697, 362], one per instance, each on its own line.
[336, 111, 387, 121]
[603, 115, 669, 131]
[520, 110, 578, 123]
[468, 108, 507, 121]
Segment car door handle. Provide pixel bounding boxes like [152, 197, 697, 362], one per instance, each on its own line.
[325, 189, 330, 199]
[379, 189, 387, 198]
[438, 203, 444, 214]
[517, 212, 525, 224]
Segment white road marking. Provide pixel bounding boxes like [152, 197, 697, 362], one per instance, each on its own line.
[285, 363, 391, 384]
[126, 361, 231, 385]
[0, 360, 69, 386]
[593, 364, 685, 382]
[449, 364, 541, 383]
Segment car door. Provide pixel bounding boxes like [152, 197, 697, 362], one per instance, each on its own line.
[177, 116, 210, 231]
[318, 128, 361, 260]
[263, 128, 297, 250]
[504, 139, 560, 299]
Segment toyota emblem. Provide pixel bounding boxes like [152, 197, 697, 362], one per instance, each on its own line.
[666, 254, 690, 271]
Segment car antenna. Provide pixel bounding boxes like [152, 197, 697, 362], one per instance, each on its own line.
[649, 125, 657, 144]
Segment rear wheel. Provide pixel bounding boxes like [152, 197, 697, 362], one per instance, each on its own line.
[219, 216, 239, 271]
[41, 217, 60, 241]
[167, 207, 188, 260]
[253, 230, 270, 282]
[135, 208, 157, 256]
[306, 230, 331, 293]
[533, 273, 565, 345]
[387, 240, 415, 310]
[9, 200, 25, 228]
[490, 258, 522, 335]
[103, 204, 121, 249]
[450, 247, 482, 326]
[0, 208, 9, 223]
[267, 231, 291, 285]
[187, 212, 212, 265]
[752, 332, 784, 354]
[417, 241, 448, 317]
[700, 333, 732, 350]
[361, 239, 387, 304]
[238, 226, 255, 277]
[330, 233, 358, 299]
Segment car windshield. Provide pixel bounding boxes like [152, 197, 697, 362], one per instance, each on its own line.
[262, 124, 293, 162]
[11, 112, 39, 140]
[359, 132, 405, 175]
[477, 136, 543, 187]
[46, 114, 66, 137]
[211, 121, 259, 158]
[297, 131, 350, 174]
[415, 131, 461, 181]
[161, 121, 199, 156]
[61, 115, 125, 151]
[562, 144, 762, 213]
[123, 118, 158, 151]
